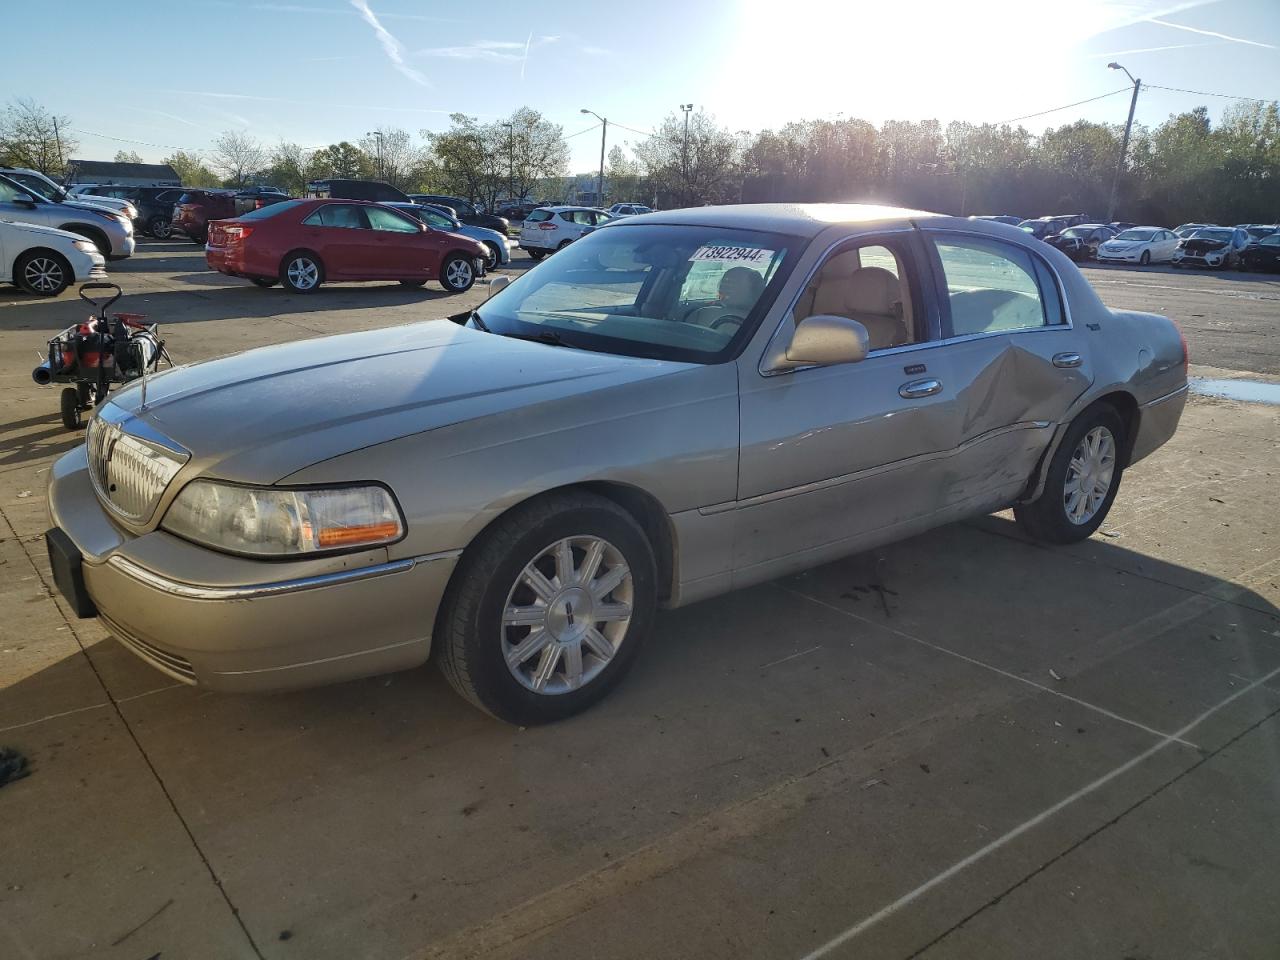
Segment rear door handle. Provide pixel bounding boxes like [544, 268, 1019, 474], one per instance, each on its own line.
[899, 378, 943, 399]
[1052, 352, 1083, 368]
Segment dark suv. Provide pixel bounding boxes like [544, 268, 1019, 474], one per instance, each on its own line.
[172, 190, 236, 244]
[409, 194, 509, 234]
[82, 186, 187, 238]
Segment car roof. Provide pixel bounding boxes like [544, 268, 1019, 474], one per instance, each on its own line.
[613, 202, 943, 237]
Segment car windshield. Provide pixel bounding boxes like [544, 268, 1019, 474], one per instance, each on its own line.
[1116, 229, 1156, 241]
[13, 173, 66, 201]
[1060, 227, 1092, 238]
[474, 223, 800, 363]
[1261, 235, 1280, 246]
[1191, 229, 1232, 242]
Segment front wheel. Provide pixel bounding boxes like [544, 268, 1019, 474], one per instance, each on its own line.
[147, 216, 172, 239]
[439, 253, 476, 293]
[1139, 250, 1150, 266]
[15, 250, 71, 296]
[1015, 404, 1125, 544]
[436, 492, 657, 725]
[482, 242, 501, 272]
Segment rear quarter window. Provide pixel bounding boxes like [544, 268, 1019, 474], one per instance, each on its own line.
[525, 209, 553, 223]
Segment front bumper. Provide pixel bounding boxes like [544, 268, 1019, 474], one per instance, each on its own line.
[1173, 253, 1226, 268]
[46, 447, 457, 692]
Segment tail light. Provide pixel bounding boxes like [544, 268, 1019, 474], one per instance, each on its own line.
[222, 225, 255, 242]
[1175, 321, 1189, 373]
[254, 198, 266, 209]
[537, 222, 558, 230]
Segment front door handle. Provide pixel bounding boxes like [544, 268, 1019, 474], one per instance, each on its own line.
[899, 378, 943, 399]
[1052, 352, 1083, 368]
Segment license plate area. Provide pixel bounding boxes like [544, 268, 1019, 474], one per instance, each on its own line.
[45, 528, 97, 618]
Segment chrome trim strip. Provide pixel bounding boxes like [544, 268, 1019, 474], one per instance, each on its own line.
[699, 420, 1053, 515]
[1141, 382, 1189, 408]
[104, 550, 462, 601]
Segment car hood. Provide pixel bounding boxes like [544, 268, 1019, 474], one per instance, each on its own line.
[0, 218, 90, 242]
[52, 198, 120, 221]
[1183, 238, 1229, 252]
[103, 320, 695, 483]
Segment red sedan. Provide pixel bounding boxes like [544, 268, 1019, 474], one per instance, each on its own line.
[205, 199, 488, 294]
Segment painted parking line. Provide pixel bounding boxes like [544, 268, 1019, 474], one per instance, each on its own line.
[796, 661, 1280, 960]
[777, 584, 1201, 749]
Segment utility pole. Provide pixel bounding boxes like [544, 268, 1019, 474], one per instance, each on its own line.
[680, 103, 694, 207]
[1106, 63, 1141, 223]
[580, 108, 608, 207]
[52, 116, 64, 174]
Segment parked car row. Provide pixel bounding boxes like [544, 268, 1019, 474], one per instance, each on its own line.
[0, 173, 136, 264]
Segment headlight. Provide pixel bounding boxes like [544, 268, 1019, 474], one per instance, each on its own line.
[162, 481, 404, 557]
[72, 239, 99, 254]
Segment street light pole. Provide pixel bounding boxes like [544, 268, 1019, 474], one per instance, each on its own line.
[366, 130, 384, 181]
[580, 108, 607, 207]
[1106, 62, 1141, 223]
[680, 103, 693, 206]
[501, 121, 514, 202]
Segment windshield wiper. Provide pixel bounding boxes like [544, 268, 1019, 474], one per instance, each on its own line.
[468, 311, 490, 332]
[501, 330, 569, 347]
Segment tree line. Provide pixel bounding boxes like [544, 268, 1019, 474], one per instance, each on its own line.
[2, 95, 1276, 225]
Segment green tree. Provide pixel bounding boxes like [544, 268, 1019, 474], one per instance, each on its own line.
[163, 150, 220, 187]
[0, 98, 77, 174]
[306, 141, 375, 180]
[263, 141, 310, 195]
[113, 149, 144, 164]
[634, 109, 742, 207]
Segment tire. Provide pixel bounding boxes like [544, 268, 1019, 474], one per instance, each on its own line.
[14, 250, 71, 296]
[60, 388, 83, 430]
[250, 277, 278, 288]
[527, 249, 546, 261]
[1139, 250, 1150, 266]
[439, 253, 476, 293]
[435, 491, 658, 725]
[279, 251, 324, 293]
[1014, 404, 1126, 545]
[147, 215, 172, 239]
[482, 241, 501, 272]
[399, 279, 428, 288]
[556, 239, 572, 251]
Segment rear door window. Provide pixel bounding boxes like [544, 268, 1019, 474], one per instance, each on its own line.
[303, 204, 368, 229]
[933, 237, 1060, 336]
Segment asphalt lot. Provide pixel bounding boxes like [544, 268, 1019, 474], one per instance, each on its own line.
[1, 241, 1279, 959]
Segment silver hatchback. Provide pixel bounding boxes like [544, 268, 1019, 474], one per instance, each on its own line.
[46, 204, 1186, 724]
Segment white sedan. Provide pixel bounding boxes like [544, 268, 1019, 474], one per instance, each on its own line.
[1096, 227, 1180, 266]
[1, 218, 105, 295]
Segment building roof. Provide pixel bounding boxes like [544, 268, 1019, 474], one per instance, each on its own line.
[66, 160, 181, 183]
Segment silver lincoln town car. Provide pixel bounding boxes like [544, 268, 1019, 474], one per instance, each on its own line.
[46, 204, 1188, 724]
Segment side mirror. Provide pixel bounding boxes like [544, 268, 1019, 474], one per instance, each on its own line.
[763, 314, 869, 373]
[15, 192, 37, 208]
[486, 275, 511, 300]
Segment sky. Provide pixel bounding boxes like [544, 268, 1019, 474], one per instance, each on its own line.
[3, 0, 1277, 175]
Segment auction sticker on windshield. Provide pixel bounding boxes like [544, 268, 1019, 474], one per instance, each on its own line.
[689, 245, 776, 265]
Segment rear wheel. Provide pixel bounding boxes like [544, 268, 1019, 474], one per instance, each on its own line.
[436, 491, 657, 725]
[280, 251, 324, 293]
[60, 388, 83, 430]
[147, 215, 172, 239]
[556, 239, 572, 251]
[1139, 250, 1150, 266]
[190, 232, 206, 245]
[14, 250, 71, 296]
[1015, 404, 1125, 544]
[527, 249, 545, 261]
[439, 253, 476, 293]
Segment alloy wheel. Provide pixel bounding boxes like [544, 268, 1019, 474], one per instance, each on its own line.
[501, 535, 633, 695]
[23, 257, 64, 293]
[446, 258, 473, 289]
[1063, 426, 1116, 525]
[287, 257, 319, 290]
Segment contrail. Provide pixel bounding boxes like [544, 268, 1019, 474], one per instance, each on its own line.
[1147, 16, 1276, 49]
[349, 0, 432, 86]
[520, 31, 532, 81]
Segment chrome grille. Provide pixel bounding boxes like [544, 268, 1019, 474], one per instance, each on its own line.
[87, 411, 189, 523]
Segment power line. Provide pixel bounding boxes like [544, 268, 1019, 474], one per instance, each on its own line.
[992, 88, 1132, 126]
[67, 127, 193, 151]
[1144, 83, 1276, 105]
[565, 122, 601, 139]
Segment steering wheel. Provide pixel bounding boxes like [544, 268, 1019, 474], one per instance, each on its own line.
[711, 314, 744, 330]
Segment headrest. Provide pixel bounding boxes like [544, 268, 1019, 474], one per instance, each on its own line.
[847, 267, 902, 317]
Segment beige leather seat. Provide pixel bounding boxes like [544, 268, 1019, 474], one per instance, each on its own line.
[799, 252, 911, 351]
